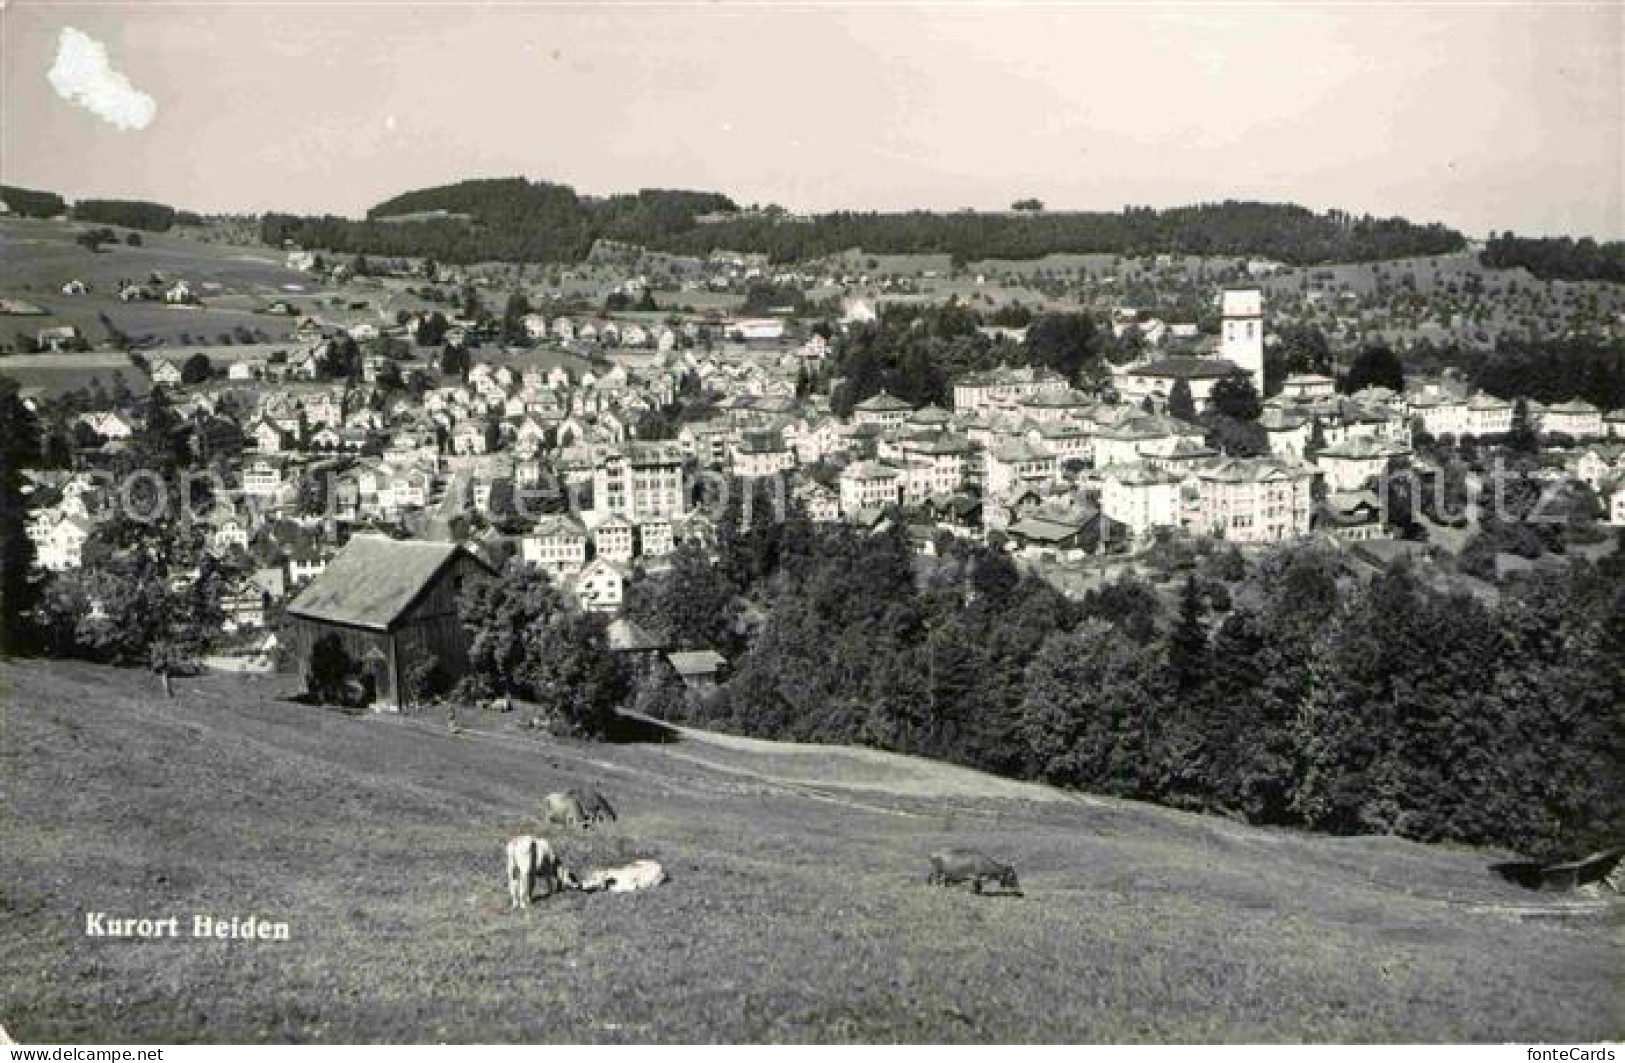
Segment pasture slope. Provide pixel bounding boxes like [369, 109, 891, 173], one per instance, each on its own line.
[1, 659, 1619, 1044]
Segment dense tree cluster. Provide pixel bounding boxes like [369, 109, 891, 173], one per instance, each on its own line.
[262, 180, 738, 265]
[0, 378, 41, 654]
[1402, 336, 1625, 410]
[1, 185, 67, 218]
[456, 560, 630, 736]
[1474, 337, 1625, 411]
[667, 518, 1622, 859]
[258, 183, 1464, 266]
[71, 199, 177, 232]
[657, 203, 1465, 266]
[1482, 233, 1625, 283]
[827, 304, 1110, 415]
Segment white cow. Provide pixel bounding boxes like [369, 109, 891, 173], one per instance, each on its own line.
[505, 835, 562, 909]
[577, 859, 668, 893]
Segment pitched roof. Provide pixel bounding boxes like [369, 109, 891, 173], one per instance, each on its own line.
[1127, 355, 1246, 380]
[667, 650, 726, 676]
[285, 536, 480, 631]
[854, 389, 912, 412]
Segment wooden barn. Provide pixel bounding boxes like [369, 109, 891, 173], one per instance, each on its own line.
[283, 535, 494, 710]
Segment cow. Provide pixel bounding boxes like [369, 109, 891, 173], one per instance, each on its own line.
[567, 786, 618, 825]
[505, 835, 562, 909]
[576, 859, 668, 893]
[927, 848, 1020, 895]
[542, 791, 590, 830]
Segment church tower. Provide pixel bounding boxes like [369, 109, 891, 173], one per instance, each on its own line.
[1221, 288, 1265, 396]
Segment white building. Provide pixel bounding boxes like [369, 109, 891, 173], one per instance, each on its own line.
[1099, 465, 1183, 538]
[1192, 459, 1313, 543]
[839, 461, 902, 516]
[1220, 288, 1265, 397]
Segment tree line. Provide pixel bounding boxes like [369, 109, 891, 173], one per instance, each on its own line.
[1481, 233, 1625, 284]
[258, 181, 1466, 266]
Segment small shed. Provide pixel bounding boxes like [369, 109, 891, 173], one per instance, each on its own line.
[665, 650, 727, 692]
[283, 535, 494, 710]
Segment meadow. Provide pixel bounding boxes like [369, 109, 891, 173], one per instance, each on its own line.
[1, 658, 1618, 1043]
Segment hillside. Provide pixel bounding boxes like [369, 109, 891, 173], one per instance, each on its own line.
[260, 180, 1468, 266]
[1, 659, 1619, 1043]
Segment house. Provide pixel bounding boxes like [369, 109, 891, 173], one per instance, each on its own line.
[1099, 464, 1183, 539]
[1190, 458, 1313, 544]
[594, 442, 687, 521]
[1315, 438, 1404, 493]
[249, 418, 288, 454]
[839, 461, 902, 516]
[1258, 410, 1312, 459]
[851, 390, 913, 427]
[35, 325, 82, 352]
[592, 514, 637, 563]
[984, 441, 1057, 499]
[731, 429, 795, 478]
[665, 649, 727, 691]
[1281, 374, 1337, 400]
[282, 536, 494, 710]
[33, 515, 93, 571]
[1541, 400, 1603, 440]
[638, 517, 676, 558]
[210, 509, 252, 555]
[452, 420, 493, 455]
[1465, 392, 1513, 437]
[242, 460, 285, 498]
[1112, 355, 1248, 409]
[952, 365, 1068, 414]
[794, 481, 841, 523]
[520, 515, 588, 578]
[1316, 490, 1389, 542]
[570, 558, 629, 613]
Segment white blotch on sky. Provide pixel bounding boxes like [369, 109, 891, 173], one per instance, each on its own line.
[46, 27, 156, 131]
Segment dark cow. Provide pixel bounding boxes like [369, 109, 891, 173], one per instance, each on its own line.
[927, 848, 1020, 895]
[568, 787, 618, 825]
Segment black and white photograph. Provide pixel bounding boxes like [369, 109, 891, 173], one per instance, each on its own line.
[0, 0, 1621, 1048]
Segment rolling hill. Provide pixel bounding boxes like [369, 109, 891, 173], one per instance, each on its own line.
[1, 658, 1618, 1043]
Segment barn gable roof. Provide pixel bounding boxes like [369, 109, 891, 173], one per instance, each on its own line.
[285, 536, 484, 632]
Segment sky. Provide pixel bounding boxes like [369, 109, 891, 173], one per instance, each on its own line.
[1, 2, 1620, 239]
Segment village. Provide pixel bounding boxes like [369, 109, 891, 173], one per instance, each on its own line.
[9, 222, 1625, 709]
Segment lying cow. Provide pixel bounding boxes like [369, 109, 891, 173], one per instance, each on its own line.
[575, 859, 668, 893]
[505, 834, 563, 909]
[927, 848, 1020, 895]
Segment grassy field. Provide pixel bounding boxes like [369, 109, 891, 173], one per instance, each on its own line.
[1, 658, 1619, 1044]
[0, 219, 436, 351]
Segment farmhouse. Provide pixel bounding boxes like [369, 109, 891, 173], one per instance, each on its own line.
[283, 536, 494, 710]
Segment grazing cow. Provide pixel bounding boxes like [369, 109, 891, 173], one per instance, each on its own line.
[577, 859, 668, 893]
[505, 835, 562, 909]
[542, 791, 590, 829]
[927, 848, 1020, 895]
[567, 786, 618, 825]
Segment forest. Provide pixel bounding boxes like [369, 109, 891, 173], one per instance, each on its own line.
[70, 199, 179, 232]
[262, 180, 739, 264]
[628, 491, 1624, 861]
[1481, 232, 1625, 284]
[256, 179, 1467, 266]
[1, 185, 67, 218]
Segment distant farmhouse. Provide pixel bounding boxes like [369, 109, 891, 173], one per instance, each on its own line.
[283, 536, 493, 710]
